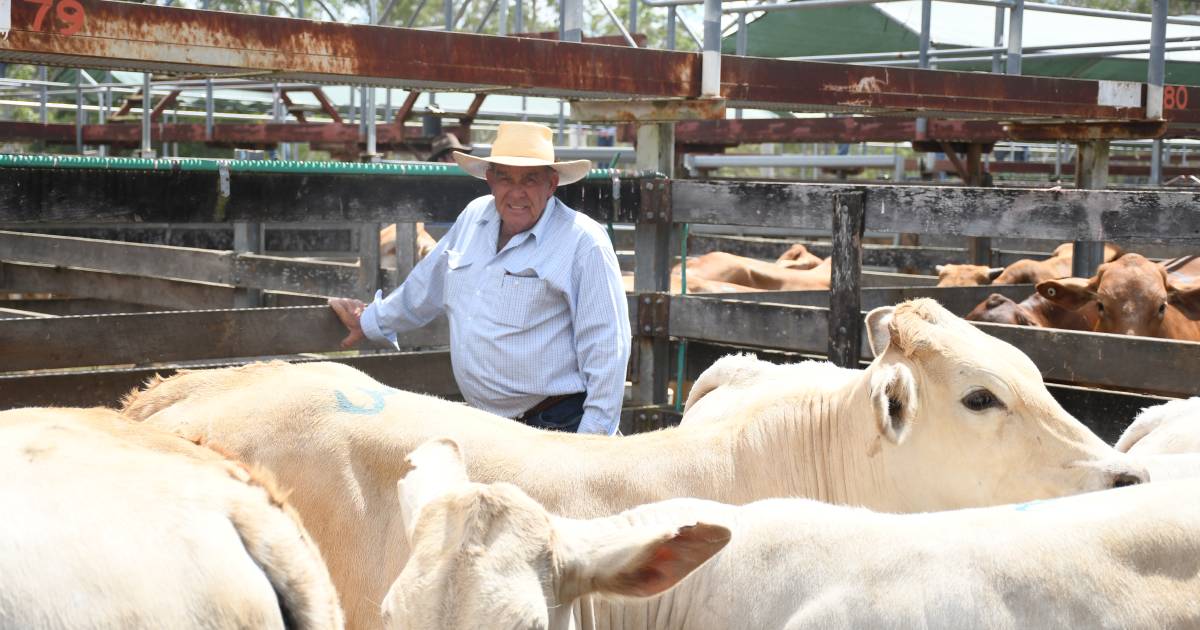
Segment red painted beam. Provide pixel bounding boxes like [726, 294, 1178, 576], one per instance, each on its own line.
[0, 0, 1192, 121]
[674, 118, 1006, 146]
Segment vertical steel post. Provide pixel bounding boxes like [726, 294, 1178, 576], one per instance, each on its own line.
[297, 0, 305, 18]
[205, 79, 214, 141]
[701, 0, 721, 98]
[916, 0, 931, 137]
[1006, 0, 1024, 75]
[563, 0, 582, 42]
[965, 143, 991, 265]
[1073, 140, 1109, 278]
[735, 14, 747, 119]
[1148, 0, 1167, 119]
[498, 0, 507, 34]
[628, 0, 638, 35]
[991, 5, 1004, 73]
[444, 0, 453, 30]
[514, 0, 522, 32]
[633, 124, 673, 406]
[366, 88, 378, 160]
[1151, 139, 1163, 186]
[38, 66, 48, 125]
[140, 72, 153, 158]
[98, 77, 109, 158]
[1054, 140, 1062, 180]
[667, 6, 677, 50]
[75, 71, 83, 155]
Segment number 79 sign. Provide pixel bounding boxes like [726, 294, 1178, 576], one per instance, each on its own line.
[22, 0, 85, 36]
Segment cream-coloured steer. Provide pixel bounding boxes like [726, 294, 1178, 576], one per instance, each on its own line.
[680, 354, 858, 425]
[389, 438, 1200, 630]
[122, 299, 1143, 629]
[1116, 397, 1200, 455]
[0, 407, 343, 630]
[384, 439, 730, 630]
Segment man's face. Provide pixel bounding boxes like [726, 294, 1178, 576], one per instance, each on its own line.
[485, 164, 558, 236]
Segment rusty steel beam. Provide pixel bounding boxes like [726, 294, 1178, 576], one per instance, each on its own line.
[0, 0, 696, 100]
[2, 0, 1197, 121]
[674, 118, 1199, 148]
[674, 118, 1007, 146]
[962, 160, 1200, 178]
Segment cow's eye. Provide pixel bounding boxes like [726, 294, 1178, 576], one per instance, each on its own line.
[1158, 303, 1167, 317]
[1096, 302, 1105, 315]
[962, 389, 1004, 412]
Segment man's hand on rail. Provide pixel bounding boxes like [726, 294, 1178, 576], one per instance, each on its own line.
[328, 297, 367, 349]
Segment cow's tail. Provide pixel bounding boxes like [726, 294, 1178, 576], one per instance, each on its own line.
[229, 492, 345, 630]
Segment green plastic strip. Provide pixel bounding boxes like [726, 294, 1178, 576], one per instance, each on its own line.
[0, 154, 663, 180]
[674, 222, 690, 412]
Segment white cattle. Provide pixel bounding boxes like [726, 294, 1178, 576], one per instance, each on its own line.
[121, 299, 1144, 629]
[681, 354, 857, 425]
[1115, 397, 1200, 455]
[389, 437, 1200, 630]
[0, 407, 344, 630]
[384, 439, 730, 630]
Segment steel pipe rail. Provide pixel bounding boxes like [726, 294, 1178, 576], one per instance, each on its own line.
[2, 0, 1194, 121]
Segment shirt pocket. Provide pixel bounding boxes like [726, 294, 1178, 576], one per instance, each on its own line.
[491, 273, 554, 328]
[443, 250, 474, 314]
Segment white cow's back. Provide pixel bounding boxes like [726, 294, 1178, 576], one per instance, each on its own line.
[0, 408, 343, 630]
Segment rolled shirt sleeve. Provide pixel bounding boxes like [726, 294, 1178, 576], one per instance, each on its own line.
[571, 244, 632, 435]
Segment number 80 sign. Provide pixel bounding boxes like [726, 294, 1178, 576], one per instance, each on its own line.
[22, 0, 86, 36]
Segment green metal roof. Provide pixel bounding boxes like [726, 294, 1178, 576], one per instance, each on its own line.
[721, 5, 921, 57]
[723, 4, 1200, 87]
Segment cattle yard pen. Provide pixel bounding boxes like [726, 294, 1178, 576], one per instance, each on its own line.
[3, 0, 1200, 441]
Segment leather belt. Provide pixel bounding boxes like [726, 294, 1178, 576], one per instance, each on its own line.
[516, 393, 581, 421]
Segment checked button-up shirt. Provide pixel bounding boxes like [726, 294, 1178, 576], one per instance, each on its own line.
[360, 194, 631, 435]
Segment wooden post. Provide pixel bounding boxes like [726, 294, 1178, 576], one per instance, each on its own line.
[964, 143, 991, 266]
[232, 221, 263, 308]
[633, 123, 673, 406]
[828, 191, 865, 368]
[1073, 140, 1109, 278]
[357, 223, 382, 298]
[389, 221, 417, 291]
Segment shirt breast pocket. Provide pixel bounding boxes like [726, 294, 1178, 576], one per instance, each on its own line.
[492, 273, 554, 328]
[444, 251, 474, 314]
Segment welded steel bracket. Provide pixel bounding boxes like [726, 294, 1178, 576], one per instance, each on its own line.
[638, 178, 672, 225]
[635, 292, 670, 338]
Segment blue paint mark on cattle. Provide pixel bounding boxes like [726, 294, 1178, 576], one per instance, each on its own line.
[334, 386, 401, 415]
[1013, 499, 1047, 512]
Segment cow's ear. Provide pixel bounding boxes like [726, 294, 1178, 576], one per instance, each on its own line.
[398, 438, 470, 542]
[1037, 277, 1095, 311]
[935, 264, 946, 275]
[987, 267, 1005, 282]
[865, 306, 895, 357]
[869, 363, 917, 445]
[558, 520, 731, 602]
[1168, 284, 1200, 320]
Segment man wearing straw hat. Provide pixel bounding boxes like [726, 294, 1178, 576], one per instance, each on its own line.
[329, 121, 631, 436]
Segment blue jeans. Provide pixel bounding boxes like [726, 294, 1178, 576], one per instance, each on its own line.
[518, 392, 586, 433]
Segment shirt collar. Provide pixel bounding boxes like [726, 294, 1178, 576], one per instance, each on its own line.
[481, 196, 559, 246]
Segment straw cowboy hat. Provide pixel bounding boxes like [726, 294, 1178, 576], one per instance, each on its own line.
[453, 121, 592, 186]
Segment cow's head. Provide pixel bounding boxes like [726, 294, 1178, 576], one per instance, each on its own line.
[935, 264, 1004, 287]
[383, 439, 730, 630]
[862, 299, 1145, 509]
[965, 293, 1045, 327]
[1038, 254, 1200, 337]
